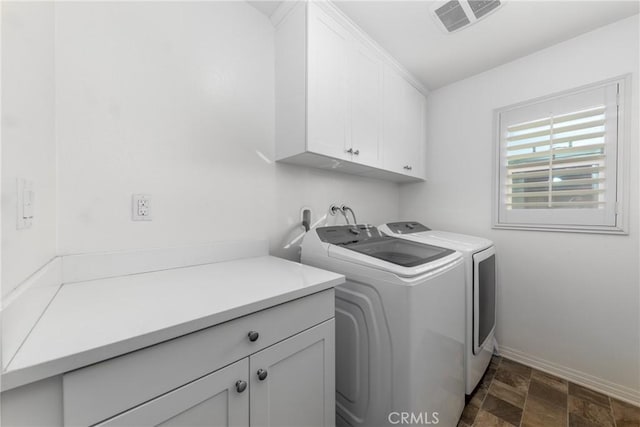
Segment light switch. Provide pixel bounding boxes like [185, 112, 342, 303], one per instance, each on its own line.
[23, 189, 35, 218]
[17, 178, 34, 229]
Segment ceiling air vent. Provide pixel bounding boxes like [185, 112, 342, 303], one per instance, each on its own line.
[432, 0, 504, 33]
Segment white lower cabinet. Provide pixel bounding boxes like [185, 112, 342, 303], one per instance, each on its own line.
[250, 320, 335, 427]
[61, 290, 335, 427]
[96, 320, 335, 427]
[97, 359, 250, 427]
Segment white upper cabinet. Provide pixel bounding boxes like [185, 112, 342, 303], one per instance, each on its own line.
[274, 1, 426, 182]
[382, 66, 425, 178]
[405, 83, 426, 179]
[307, 4, 382, 167]
[349, 41, 383, 168]
[307, 5, 351, 161]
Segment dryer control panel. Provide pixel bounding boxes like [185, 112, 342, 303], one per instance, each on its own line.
[385, 221, 431, 234]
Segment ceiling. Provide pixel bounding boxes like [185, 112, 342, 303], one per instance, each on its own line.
[249, 1, 639, 91]
[247, 1, 283, 16]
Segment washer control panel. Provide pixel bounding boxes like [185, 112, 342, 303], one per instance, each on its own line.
[316, 225, 380, 245]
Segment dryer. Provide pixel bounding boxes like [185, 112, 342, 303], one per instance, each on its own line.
[301, 224, 465, 427]
[379, 222, 496, 395]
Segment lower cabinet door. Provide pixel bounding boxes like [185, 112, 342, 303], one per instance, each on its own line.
[249, 319, 335, 427]
[96, 359, 249, 427]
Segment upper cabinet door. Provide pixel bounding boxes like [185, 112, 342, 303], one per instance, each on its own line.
[349, 41, 383, 168]
[382, 66, 425, 178]
[404, 83, 426, 179]
[382, 67, 409, 173]
[250, 320, 335, 427]
[307, 5, 351, 160]
[96, 359, 249, 427]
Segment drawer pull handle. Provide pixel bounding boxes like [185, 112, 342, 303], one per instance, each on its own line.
[235, 380, 247, 393]
[257, 369, 268, 381]
[353, 149, 360, 155]
[346, 148, 353, 154]
[248, 331, 259, 342]
[403, 165, 412, 171]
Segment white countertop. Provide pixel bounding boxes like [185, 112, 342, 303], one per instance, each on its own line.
[2, 256, 344, 391]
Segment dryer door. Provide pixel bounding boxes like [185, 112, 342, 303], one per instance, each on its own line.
[473, 246, 496, 355]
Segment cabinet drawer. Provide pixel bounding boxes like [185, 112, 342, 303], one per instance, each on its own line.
[63, 289, 334, 426]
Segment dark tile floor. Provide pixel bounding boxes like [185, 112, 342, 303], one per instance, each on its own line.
[459, 356, 640, 427]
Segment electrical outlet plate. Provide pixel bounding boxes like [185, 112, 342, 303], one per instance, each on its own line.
[17, 178, 34, 230]
[132, 194, 152, 221]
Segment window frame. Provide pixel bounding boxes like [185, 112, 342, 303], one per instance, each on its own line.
[492, 75, 631, 235]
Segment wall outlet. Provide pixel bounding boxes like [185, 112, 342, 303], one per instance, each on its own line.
[132, 194, 152, 221]
[17, 178, 34, 230]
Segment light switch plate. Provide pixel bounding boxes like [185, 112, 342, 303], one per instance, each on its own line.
[17, 178, 34, 230]
[132, 194, 152, 221]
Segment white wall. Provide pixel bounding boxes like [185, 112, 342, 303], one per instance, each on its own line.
[1, 2, 57, 297]
[54, 2, 399, 262]
[400, 15, 640, 400]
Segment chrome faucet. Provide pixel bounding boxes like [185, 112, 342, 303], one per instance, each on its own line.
[341, 205, 357, 225]
[329, 204, 350, 224]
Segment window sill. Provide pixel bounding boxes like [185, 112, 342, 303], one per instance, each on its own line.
[492, 223, 628, 235]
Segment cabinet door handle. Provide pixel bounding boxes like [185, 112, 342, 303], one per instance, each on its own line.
[353, 149, 360, 155]
[235, 380, 247, 393]
[403, 165, 412, 171]
[247, 331, 259, 342]
[257, 369, 268, 381]
[345, 148, 353, 154]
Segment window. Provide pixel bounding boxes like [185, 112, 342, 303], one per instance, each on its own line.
[494, 77, 629, 233]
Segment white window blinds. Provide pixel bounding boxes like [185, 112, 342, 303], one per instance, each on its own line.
[495, 80, 625, 231]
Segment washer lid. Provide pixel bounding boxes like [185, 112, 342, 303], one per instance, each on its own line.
[413, 230, 493, 252]
[344, 237, 455, 267]
[380, 223, 493, 253]
[316, 225, 455, 268]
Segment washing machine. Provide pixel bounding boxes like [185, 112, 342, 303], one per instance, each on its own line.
[379, 222, 496, 396]
[301, 224, 465, 427]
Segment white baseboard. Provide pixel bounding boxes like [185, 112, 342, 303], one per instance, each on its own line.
[499, 345, 640, 406]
